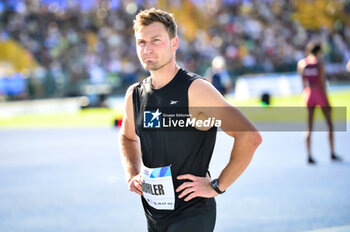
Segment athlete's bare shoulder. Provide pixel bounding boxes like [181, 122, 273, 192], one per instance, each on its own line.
[297, 58, 307, 74]
[125, 82, 140, 101]
[297, 58, 306, 69]
[187, 78, 225, 130]
[189, 78, 228, 108]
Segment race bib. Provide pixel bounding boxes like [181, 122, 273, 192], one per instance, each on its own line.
[141, 165, 175, 210]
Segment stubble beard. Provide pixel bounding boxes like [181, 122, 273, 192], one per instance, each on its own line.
[143, 55, 173, 71]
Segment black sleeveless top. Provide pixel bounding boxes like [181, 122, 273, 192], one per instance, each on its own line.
[132, 68, 217, 224]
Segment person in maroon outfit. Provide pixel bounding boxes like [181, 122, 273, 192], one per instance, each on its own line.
[297, 41, 342, 164]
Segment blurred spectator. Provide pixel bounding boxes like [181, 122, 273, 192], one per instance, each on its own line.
[205, 56, 232, 96]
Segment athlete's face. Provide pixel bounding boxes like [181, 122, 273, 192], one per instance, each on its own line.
[135, 22, 178, 71]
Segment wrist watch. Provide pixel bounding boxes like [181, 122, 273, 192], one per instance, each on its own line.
[210, 179, 225, 194]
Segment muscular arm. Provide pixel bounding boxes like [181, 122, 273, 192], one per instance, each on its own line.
[177, 79, 262, 201]
[119, 84, 143, 195]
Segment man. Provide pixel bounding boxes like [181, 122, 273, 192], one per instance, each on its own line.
[205, 56, 232, 96]
[120, 8, 262, 232]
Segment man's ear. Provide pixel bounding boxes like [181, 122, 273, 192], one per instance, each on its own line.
[171, 36, 179, 51]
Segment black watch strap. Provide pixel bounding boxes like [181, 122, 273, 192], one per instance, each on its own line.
[211, 179, 225, 194]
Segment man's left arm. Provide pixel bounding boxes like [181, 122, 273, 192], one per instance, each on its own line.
[176, 79, 262, 201]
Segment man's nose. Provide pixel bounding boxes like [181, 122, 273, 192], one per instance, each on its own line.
[144, 43, 154, 53]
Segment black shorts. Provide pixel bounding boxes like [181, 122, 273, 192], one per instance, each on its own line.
[146, 206, 216, 232]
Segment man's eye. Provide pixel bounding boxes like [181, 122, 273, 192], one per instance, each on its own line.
[138, 41, 145, 46]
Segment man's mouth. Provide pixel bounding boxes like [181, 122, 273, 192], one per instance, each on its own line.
[144, 57, 157, 61]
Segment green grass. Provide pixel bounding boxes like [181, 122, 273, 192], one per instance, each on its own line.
[228, 90, 350, 123]
[0, 108, 121, 128]
[0, 90, 349, 128]
[228, 89, 350, 107]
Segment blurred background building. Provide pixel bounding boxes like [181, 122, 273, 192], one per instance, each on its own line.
[0, 0, 349, 104]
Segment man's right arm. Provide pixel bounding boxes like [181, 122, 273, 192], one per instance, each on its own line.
[119, 84, 143, 196]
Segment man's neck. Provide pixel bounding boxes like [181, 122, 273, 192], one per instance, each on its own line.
[150, 63, 179, 89]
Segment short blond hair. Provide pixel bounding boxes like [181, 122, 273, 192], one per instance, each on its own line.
[133, 8, 178, 39]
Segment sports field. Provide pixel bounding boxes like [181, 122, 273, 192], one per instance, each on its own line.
[0, 126, 349, 232]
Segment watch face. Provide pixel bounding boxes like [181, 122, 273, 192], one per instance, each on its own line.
[211, 179, 224, 194]
[212, 179, 218, 188]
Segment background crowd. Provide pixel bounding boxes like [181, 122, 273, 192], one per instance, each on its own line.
[0, 0, 349, 100]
